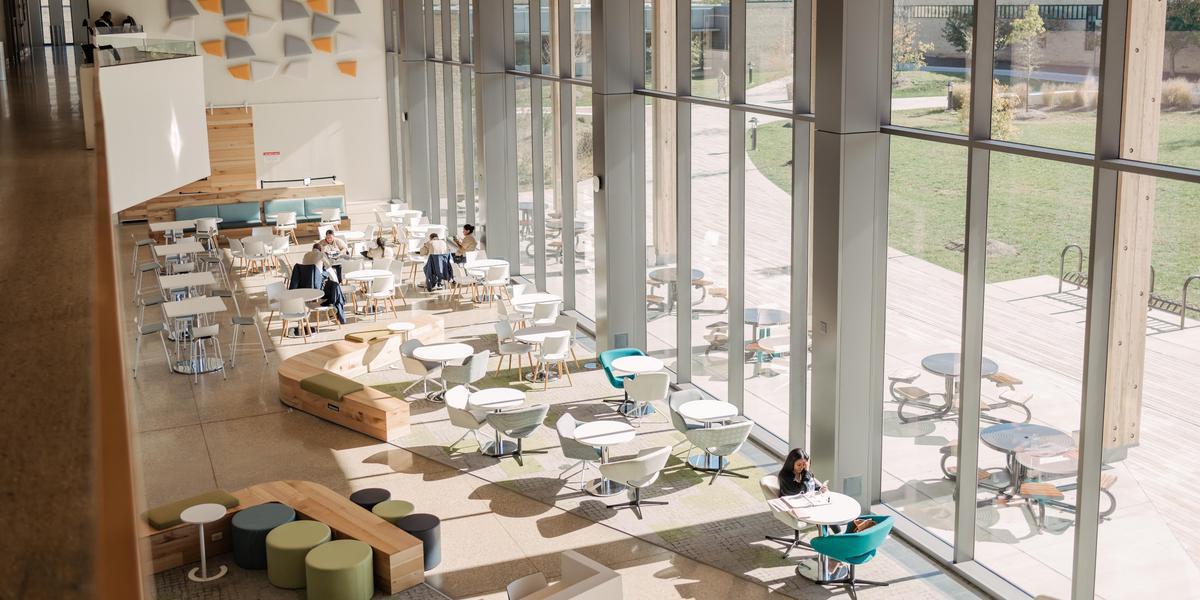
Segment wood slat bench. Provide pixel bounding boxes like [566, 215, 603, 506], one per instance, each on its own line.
[139, 480, 424, 594]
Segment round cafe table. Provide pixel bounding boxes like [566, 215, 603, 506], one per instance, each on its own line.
[744, 308, 790, 340]
[280, 288, 326, 337]
[387, 321, 416, 343]
[412, 342, 474, 402]
[981, 423, 1074, 497]
[514, 325, 569, 383]
[647, 267, 704, 315]
[180, 503, 229, 583]
[345, 269, 393, 315]
[464, 258, 508, 273]
[574, 421, 636, 497]
[468, 388, 526, 457]
[921, 352, 1000, 407]
[609, 355, 664, 418]
[677, 400, 738, 470]
[512, 292, 562, 311]
[785, 492, 862, 584]
[333, 230, 366, 243]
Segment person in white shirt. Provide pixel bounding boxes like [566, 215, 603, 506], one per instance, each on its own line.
[300, 243, 330, 268]
[317, 230, 349, 257]
[419, 233, 450, 256]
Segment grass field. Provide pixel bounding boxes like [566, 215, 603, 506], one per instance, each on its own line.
[747, 109, 1200, 303]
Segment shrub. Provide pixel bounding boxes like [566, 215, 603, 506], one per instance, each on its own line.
[1162, 77, 1196, 111]
[1054, 84, 1084, 109]
[1009, 82, 1028, 109]
[1038, 82, 1059, 108]
[955, 80, 1017, 139]
[949, 82, 969, 111]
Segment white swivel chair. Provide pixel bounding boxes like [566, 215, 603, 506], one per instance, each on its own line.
[685, 418, 755, 484]
[668, 389, 705, 458]
[484, 404, 550, 465]
[600, 446, 672, 520]
[443, 350, 490, 392]
[494, 320, 534, 379]
[759, 474, 807, 557]
[536, 331, 573, 390]
[623, 372, 670, 426]
[555, 413, 602, 489]
[445, 385, 488, 452]
[399, 340, 444, 397]
[319, 207, 342, 231]
[277, 297, 312, 343]
[480, 264, 510, 305]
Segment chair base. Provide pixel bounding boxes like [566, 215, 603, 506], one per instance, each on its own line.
[606, 488, 667, 520]
[765, 530, 809, 558]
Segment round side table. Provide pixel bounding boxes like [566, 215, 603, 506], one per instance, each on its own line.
[180, 503, 229, 582]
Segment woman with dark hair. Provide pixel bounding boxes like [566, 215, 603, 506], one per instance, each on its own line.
[777, 448, 841, 533]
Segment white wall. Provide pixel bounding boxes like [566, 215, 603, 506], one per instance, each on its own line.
[94, 0, 391, 203]
[98, 55, 211, 213]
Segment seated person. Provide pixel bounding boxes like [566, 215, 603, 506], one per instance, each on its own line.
[317, 229, 349, 258]
[450, 223, 477, 264]
[300, 243, 331, 268]
[420, 233, 453, 290]
[777, 448, 841, 534]
[363, 236, 396, 261]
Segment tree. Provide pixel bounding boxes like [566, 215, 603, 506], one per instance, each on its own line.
[893, 17, 933, 85]
[942, 8, 1013, 55]
[1007, 4, 1045, 111]
[1166, 0, 1200, 77]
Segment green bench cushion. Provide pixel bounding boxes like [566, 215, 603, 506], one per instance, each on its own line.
[344, 330, 391, 344]
[174, 205, 220, 221]
[303, 196, 346, 220]
[300, 372, 364, 401]
[264, 199, 306, 224]
[145, 489, 239, 530]
[216, 202, 263, 229]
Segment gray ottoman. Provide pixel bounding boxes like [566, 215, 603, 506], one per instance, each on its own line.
[349, 487, 390, 512]
[397, 513, 441, 570]
[232, 502, 296, 569]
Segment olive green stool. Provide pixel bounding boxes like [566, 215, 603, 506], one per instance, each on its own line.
[305, 539, 374, 600]
[266, 520, 331, 589]
[371, 500, 414, 524]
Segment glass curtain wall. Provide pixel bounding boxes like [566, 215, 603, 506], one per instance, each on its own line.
[573, 85, 596, 320]
[882, 2, 1200, 598]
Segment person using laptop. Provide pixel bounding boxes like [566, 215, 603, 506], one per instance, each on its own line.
[777, 448, 841, 534]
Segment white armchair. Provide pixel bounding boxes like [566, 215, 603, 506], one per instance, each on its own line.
[684, 418, 754, 484]
[759, 474, 807, 557]
[445, 386, 488, 452]
[600, 446, 672, 520]
[623, 371, 669, 426]
[399, 340, 444, 397]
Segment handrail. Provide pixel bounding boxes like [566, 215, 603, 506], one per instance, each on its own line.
[1183, 275, 1200, 330]
[1058, 244, 1083, 293]
[259, 176, 337, 189]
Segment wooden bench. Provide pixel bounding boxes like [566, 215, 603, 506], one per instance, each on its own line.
[139, 480, 424, 594]
[278, 315, 443, 442]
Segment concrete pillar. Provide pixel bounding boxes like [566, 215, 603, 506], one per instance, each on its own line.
[398, 0, 431, 214]
[808, 0, 889, 509]
[473, 0, 519, 262]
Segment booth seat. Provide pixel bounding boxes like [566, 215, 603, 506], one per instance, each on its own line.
[264, 198, 310, 223]
[174, 205, 220, 221]
[217, 202, 264, 229]
[304, 196, 346, 221]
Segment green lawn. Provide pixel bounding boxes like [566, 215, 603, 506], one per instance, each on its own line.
[892, 70, 965, 99]
[747, 110, 1200, 304]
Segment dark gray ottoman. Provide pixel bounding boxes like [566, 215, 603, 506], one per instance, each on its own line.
[349, 487, 390, 512]
[232, 502, 296, 569]
[397, 513, 441, 570]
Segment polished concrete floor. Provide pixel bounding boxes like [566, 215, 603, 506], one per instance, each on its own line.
[0, 47, 96, 599]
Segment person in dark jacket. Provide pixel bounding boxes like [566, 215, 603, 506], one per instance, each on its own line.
[777, 448, 841, 534]
[95, 11, 114, 28]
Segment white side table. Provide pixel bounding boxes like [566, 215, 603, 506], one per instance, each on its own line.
[180, 502, 229, 582]
[387, 321, 416, 343]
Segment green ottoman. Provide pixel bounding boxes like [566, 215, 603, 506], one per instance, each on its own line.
[371, 500, 415, 524]
[232, 502, 296, 569]
[305, 539, 374, 600]
[266, 520, 332, 589]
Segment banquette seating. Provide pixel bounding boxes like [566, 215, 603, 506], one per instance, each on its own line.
[277, 313, 444, 442]
[166, 196, 350, 241]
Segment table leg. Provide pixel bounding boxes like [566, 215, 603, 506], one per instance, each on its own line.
[187, 522, 227, 582]
[585, 446, 627, 497]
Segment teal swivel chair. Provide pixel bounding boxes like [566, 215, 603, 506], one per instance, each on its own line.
[808, 515, 894, 593]
[598, 348, 644, 407]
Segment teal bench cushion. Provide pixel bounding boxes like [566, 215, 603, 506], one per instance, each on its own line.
[145, 489, 239, 530]
[216, 202, 263, 229]
[174, 205, 220, 221]
[300, 372, 364, 401]
[303, 196, 346, 220]
[264, 199, 307, 224]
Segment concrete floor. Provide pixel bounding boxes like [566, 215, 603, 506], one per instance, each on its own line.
[0, 46, 96, 599]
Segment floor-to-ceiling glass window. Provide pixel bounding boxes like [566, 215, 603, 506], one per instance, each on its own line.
[646, 97, 678, 370]
[433, 64, 449, 225]
[543, 81, 564, 298]
[689, 106, 729, 401]
[691, 1, 731, 101]
[742, 111, 793, 439]
[515, 0, 532, 72]
[745, 0, 793, 108]
[572, 1, 592, 79]
[516, 78, 536, 275]
[889, 2, 969, 131]
[572, 85, 595, 321]
[879, 135, 967, 548]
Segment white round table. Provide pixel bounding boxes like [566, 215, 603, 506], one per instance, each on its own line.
[678, 400, 739, 469]
[756, 336, 790, 354]
[180, 503, 228, 582]
[334, 230, 366, 242]
[789, 491, 862, 583]
[573, 417, 638, 496]
[465, 258, 509, 273]
[574, 421, 636, 497]
[412, 342, 474, 401]
[387, 321, 416, 342]
[513, 325, 569, 345]
[512, 292, 562, 311]
[611, 355, 663, 375]
[469, 388, 526, 457]
[345, 269, 392, 282]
